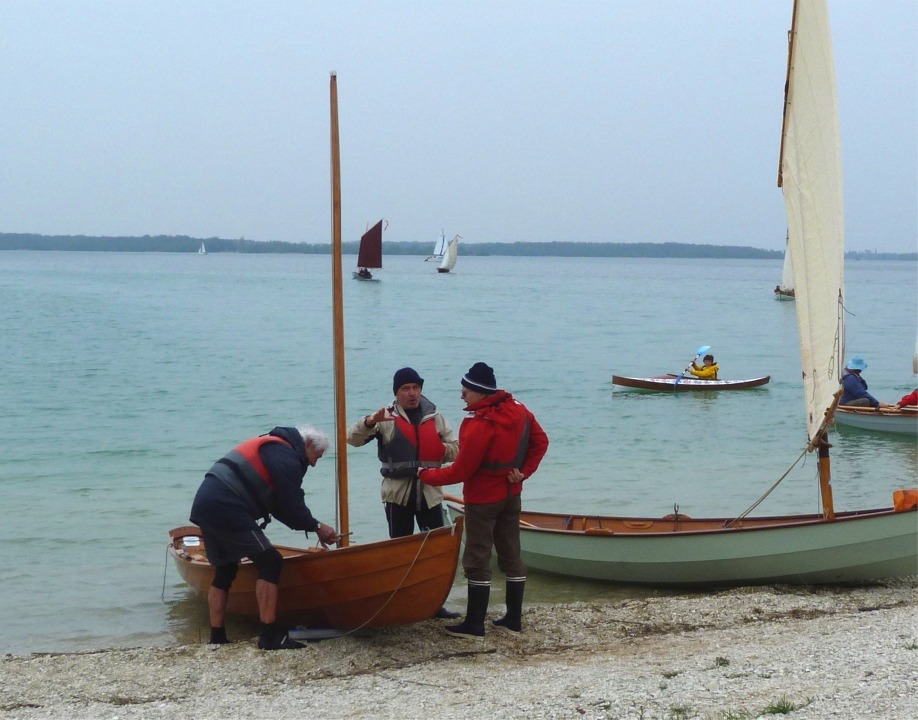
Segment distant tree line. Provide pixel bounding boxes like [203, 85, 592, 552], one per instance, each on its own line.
[0, 233, 914, 261]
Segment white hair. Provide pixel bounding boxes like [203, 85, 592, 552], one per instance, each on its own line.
[297, 424, 330, 453]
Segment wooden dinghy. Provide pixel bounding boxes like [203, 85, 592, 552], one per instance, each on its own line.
[444, 499, 916, 587]
[169, 520, 463, 628]
[168, 75, 463, 631]
[612, 374, 771, 392]
[835, 405, 918, 436]
[474, 0, 918, 590]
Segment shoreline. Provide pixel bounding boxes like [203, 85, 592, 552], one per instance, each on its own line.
[3, 580, 916, 719]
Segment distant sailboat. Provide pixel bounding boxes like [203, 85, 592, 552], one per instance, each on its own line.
[198, 241, 206, 255]
[774, 232, 794, 299]
[353, 220, 384, 281]
[425, 230, 448, 262]
[437, 234, 460, 273]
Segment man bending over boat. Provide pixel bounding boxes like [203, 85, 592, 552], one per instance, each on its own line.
[688, 354, 719, 380]
[189, 425, 338, 650]
[419, 362, 549, 638]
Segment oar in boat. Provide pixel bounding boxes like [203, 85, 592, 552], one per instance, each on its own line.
[673, 344, 711, 388]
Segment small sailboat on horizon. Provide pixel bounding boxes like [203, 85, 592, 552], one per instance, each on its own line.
[198, 241, 206, 255]
[353, 220, 384, 281]
[425, 230, 448, 262]
[437, 234, 460, 273]
[774, 231, 794, 300]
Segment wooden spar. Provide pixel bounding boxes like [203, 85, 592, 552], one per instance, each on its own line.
[816, 431, 835, 521]
[329, 72, 350, 546]
[777, 0, 799, 187]
[810, 393, 841, 521]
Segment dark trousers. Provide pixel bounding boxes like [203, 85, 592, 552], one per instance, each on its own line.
[462, 495, 525, 583]
[385, 501, 445, 538]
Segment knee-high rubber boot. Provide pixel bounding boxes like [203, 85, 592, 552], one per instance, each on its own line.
[493, 577, 525, 632]
[445, 582, 490, 639]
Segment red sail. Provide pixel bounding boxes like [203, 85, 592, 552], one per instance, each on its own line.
[357, 220, 383, 269]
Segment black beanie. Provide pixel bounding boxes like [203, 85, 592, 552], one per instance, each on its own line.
[393, 367, 424, 395]
[461, 362, 497, 394]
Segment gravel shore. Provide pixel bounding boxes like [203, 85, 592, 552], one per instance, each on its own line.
[2, 579, 916, 720]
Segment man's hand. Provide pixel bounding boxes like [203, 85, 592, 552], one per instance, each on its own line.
[364, 406, 394, 427]
[314, 522, 339, 547]
[508, 468, 525, 484]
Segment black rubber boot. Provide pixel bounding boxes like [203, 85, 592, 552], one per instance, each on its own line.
[257, 622, 305, 650]
[493, 578, 525, 633]
[446, 583, 490, 639]
[208, 626, 230, 644]
[433, 606, 461, 619]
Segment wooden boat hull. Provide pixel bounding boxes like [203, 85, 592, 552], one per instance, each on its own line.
[835, 406, 918, 436]
[352, 271, 379, 282]
[612, 374, 771, 392]
[444, 501, 916, 587]
[168, 519, 463, 628]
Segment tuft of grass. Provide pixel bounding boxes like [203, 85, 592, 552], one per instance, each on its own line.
[715, 711, 754, 720]
[762, 695, 813, 715]
[714, 656, 730, 667]
[662, 669, 681, 679]
[667, 705, 696, 719]
[904, 638, 918, 650]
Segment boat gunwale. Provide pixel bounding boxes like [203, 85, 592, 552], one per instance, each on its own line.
[611, 374, 771, 391]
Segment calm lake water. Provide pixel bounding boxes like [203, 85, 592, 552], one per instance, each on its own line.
[1, 251, 915, 655]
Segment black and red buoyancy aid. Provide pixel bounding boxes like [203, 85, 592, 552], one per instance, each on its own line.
[378, 413, 445, 478]
[208, 435, 291, 520]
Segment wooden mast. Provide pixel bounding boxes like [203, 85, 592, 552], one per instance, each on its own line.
[777, 0, 799, 188]
[329, 72, 350, 546]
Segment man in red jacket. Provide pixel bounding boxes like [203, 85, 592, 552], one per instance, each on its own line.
[420, 362, 549, 638]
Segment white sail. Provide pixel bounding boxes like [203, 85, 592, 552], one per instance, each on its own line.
[426, 230, 447, 261]
[779, 234, 794, 291]
[438, 235, 460, 272]
[778, 0, 845, 443]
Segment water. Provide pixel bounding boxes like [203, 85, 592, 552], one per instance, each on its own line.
[1, 251, 914, 656]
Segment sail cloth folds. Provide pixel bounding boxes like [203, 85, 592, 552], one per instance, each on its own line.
[778, 0, 845, 444]
[357, 220, 383, 269]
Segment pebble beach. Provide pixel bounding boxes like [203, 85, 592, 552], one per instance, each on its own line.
[3, 579, 916, 720]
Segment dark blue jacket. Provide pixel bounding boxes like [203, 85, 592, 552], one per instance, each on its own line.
[190, 426, 320, 532]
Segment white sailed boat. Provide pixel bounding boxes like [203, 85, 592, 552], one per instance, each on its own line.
[437, 234, 460, 273]
[774, 232, 794, 299]
[425, 230, 448, 262]
[198, 242, 206, 255]
[447, 0, 916, 587]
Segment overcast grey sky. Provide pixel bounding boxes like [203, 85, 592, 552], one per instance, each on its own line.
[1, 1, 914, 252]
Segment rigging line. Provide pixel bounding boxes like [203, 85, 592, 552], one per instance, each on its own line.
[161, 545, 171, 603]
[310, 529, 434, 640]
[723, 445, 809, 527]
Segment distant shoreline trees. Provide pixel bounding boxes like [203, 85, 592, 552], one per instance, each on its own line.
[0, 233, 913, 261]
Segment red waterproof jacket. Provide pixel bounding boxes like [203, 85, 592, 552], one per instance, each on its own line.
[420, 390, 548, 504]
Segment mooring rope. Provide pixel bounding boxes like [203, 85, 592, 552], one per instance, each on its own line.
[724, 445, 809, 527]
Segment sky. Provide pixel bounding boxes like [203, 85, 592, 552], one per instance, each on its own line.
[1, 1, 915, 253]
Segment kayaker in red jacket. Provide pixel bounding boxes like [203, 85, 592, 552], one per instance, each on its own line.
[420, 362, 549, 638]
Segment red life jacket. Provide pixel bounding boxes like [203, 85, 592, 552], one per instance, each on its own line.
[378, 413, 446, 478]
[209, 435, 292, 519]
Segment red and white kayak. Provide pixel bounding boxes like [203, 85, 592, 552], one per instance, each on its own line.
[612, 373, 770, 392]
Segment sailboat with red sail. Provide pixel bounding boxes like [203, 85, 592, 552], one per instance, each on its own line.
[353, 220, 383, 281]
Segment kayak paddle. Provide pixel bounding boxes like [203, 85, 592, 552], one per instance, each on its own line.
[674, 344, 711, 387]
